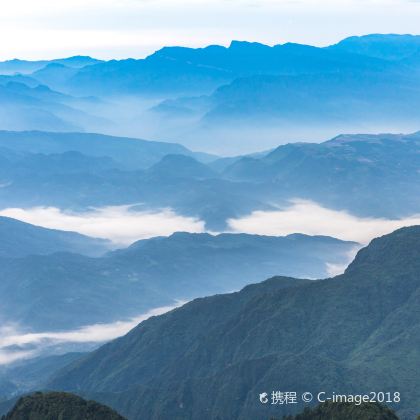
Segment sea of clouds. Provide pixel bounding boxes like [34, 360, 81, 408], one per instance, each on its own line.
[1, 199, 419, 246]
[1, 199, 420, 364]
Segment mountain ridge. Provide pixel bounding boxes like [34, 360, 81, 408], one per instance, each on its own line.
[0, 216, 110, 258]
[0, 231, 355, 331]
[47, 226, 420, 419]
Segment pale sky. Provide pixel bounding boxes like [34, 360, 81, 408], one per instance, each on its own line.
[0, 0, 419, 60]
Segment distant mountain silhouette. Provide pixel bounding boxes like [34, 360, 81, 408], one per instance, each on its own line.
[65, 40, 388, 96]
[0, 56, 101, 75]
[222, 131, 420, 218]
[0, 82, 107, 132]
[329, 34, 420, 60]
[0, 216, 110, 258]
[0, 232, 355, 331]
[147, 154, 217, 180]
[2, 35, 420, 152]
[0, 131, 211, 169]
[0, 131, 418, 229]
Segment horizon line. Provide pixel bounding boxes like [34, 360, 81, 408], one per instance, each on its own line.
[1, 32, 419, 63]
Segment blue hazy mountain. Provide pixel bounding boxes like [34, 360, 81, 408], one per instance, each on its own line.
[67, 55, 231, 96]
[0, 131, 213, 169]
[0, 216, 111, 258]
[0, 82, 108, 132]
[137, 36, 420, 152]
[146, 154, 217, 179]
[47, 226, 420, 420]
[329, 34, 420, 60]
[0, 56, 101, 76]
[64, 40, 389, 97]
[202, 67, 419, 124]
[0, 232, 356, 331]
[0, 83, 79, 131]
[0, 143, 252, 230]
[0, 74, 40, 88]
[1, 35, 420, 152]
[31, 64, 80, 92]
[156, 61, 420, 152]
[222, 131, 420, 218]
[0, 131, 418, 230]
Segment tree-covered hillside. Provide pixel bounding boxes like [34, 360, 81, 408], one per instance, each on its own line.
[1, 392, 126, 420]
[48, 226, 420, 419]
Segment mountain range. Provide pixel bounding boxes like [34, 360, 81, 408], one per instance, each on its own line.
[0, 216, 110, 258]
[45, 226, 420, 420]
[0, 56, 102, 75]
[0, 33, 419, 420]
[0, 131, 210, 170]
[0, 226, 356, 331]
[1, 35, 420, 152]
[0, 130, 418, 230]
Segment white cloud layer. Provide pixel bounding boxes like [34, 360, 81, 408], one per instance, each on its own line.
[0, 205, 205, 246]
[0, 302, 183, 365]
[228, 199, 420, 244]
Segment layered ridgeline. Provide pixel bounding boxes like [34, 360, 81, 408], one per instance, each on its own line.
[1, 35, 420, 151]
[0, 131, 212, 170]
[0, 217, 110, 258]
[0, 56, 101, 75]
[1, 34, 417, 96]
[48, 226, 420, 419]
[0, 229, 355, 331]
[0, 81, 108, 133]
[0, 57, 103, 133]
[0, 131, 419, 229]
[222, 131, 420, 218]
[1, 392, 125, 420]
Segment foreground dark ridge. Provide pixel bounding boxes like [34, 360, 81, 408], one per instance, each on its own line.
[1, 392, 126, 420]
[46, 226, 420, 419]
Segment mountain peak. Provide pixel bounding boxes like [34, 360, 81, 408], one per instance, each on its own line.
[345, 225, 420, 276]
[330, 33, 420, 60]
[228, 40, 269, 49]
[147, 154, 216, 179]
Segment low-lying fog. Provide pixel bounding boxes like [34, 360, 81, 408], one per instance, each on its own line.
[0, 205, 206, 246]
[1, 199, 420, 365]
[0, 302, 184, 365]
[1, 199, 420, 246]
[67, 95, 420, 155]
